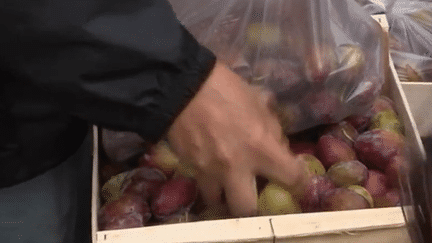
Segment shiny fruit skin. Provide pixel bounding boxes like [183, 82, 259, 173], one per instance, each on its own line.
[258, 183, 302, 216]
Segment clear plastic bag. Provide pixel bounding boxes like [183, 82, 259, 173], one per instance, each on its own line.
[102, 129, 147, 165]
[385, 0, 432, 82]
[391, 50, 432, 82]
[171, 0, 387, 134]
[387, 0, 432, 57]
[355, 0, 387, 15]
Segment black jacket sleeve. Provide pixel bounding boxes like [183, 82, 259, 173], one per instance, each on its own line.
[0, 0, 216, 144]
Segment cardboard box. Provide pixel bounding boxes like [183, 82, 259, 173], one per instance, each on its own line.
[91, 15, 427, 243]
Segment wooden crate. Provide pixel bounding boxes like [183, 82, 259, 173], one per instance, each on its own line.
[90, 15, 426, 243]
[399, 82, 432, 137]
[372, 14, 432, 137]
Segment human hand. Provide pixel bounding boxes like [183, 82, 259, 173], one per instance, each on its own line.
[167, 61, 310, 217]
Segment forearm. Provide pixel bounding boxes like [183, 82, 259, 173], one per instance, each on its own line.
[0, 0, 216, 143]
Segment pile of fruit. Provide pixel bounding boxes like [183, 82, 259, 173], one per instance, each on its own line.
[97, 94, 409, 231]
[182, 7, 386, 134]
[259, 95, 407, 215]
[98, 142, 200, 230]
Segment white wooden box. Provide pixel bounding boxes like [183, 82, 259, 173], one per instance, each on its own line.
[399, 82, 432, 137]
[90, 15, 426, 243]
[371, 14, 432, 137]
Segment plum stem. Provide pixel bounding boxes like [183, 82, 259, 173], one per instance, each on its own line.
[342, 128, 355, 143]
[251, 75, 270, 85]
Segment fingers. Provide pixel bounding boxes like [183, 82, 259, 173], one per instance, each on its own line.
[256, 138, 309, 198]
[223, 174, 258, 217]
[196, 174, 223, 206]
[255, 88, 288, 144]
[258, 88, 278, 114]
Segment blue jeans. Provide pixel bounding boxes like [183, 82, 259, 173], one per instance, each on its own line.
[0, 134, 92, 243]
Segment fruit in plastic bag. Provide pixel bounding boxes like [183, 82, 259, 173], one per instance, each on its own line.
[345, 114, 372, 134]
[250, 58, 278, 86]
[231, 52, 253, 81]
[98, 194, 152, 230]
[344, 79, 382, 110]
[246, 23, 283, 50]
[172, 0, 386, 134]
[387, 2, 432, 58]
[304, 90, 342, 124]
[336, 44, 366, 78]
[326, 160, 368, 187]
[258, 182, 302, 216]
[354, 129, 405, 171]
[328, 44, 367, 90]
[304, 44, 338, 85]
[259, 59, 310, 103]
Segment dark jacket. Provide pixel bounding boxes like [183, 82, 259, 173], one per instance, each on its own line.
[0, 0, 216, 188]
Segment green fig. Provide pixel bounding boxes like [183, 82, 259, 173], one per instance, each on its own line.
[336, 44, 366, 78]
[246, 23, 282, 48]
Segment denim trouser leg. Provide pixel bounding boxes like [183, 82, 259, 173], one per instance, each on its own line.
[0, 134, 92, 243]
